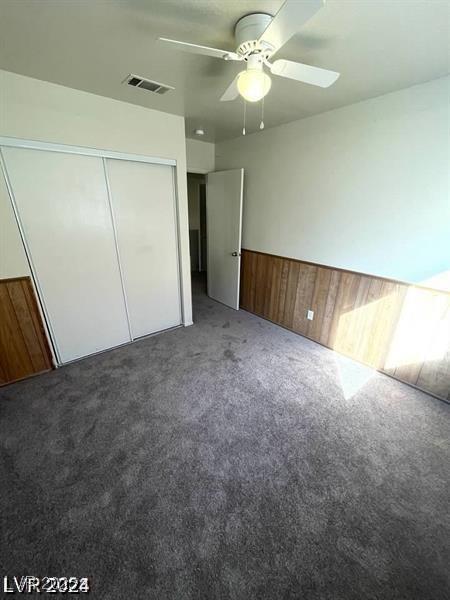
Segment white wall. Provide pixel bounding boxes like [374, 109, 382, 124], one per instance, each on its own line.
[186, 138, 215, 173]
[0, 69, 193, 324]
[216, 76, 450, 289]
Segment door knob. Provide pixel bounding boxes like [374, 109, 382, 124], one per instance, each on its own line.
[231, 252, 240, 257]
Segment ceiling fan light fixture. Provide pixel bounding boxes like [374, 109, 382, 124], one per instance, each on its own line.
[160, 2, 340, 107]
[237, 69, 272, 102]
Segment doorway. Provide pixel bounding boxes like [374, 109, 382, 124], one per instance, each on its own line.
[187, 173, 207, 296]
[187, 168, 244, 309]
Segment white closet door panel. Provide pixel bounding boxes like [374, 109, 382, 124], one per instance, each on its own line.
[106, 159, 181, 338]
[3, 147, 130, 363]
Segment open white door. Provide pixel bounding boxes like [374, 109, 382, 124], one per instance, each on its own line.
[206, 169, 244, 309]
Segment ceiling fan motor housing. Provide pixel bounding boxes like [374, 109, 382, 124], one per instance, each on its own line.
[234, 13, 274, 59]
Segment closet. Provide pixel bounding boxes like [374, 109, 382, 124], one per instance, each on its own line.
[1, 142, 182, 365]
[106, 159, 181, 338]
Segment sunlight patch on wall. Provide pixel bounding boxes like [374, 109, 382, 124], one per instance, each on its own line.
[385, 287, 450, 370]
[333, 282, 449, 399]
[420, 270, 450, 294]
[334, 291, 403, 370]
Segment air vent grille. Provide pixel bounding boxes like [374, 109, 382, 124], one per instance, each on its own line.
[123, 74, 174, 95]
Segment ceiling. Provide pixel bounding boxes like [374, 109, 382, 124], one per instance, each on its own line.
[0, 0, 449, 142]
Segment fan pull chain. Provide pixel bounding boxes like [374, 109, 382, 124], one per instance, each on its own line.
[260, 96, 265, 130]
[242, 99, 247, 136]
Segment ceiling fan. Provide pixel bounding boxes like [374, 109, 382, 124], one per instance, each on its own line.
[159, 0, 339, 104]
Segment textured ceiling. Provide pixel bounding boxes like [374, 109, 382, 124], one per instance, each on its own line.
[0, 0, 449, 142]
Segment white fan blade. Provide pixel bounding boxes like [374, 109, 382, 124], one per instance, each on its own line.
[259, 0, 323, 55]
[159, 37, 241, 61]
[271, 59, 339, 88]
[220, 76, 240, 101]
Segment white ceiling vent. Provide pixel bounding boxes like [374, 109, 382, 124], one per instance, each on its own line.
[123, 74, 174, 95]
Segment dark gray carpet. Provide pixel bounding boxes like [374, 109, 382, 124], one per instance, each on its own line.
[1, 273, 449, 599]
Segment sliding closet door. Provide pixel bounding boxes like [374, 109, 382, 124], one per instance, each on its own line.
[2, 147, 131, 363]
[106, 159, 181, 338]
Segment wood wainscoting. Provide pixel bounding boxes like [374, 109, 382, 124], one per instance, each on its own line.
[0, 276, 53, 385]
[240, 250, 450, 401]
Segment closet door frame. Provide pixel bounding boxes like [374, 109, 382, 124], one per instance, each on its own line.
[0, 136, 184, 366]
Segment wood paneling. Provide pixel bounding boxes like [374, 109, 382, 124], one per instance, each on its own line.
[0, 277, 53, 386]
[240, 250, 450, 402]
